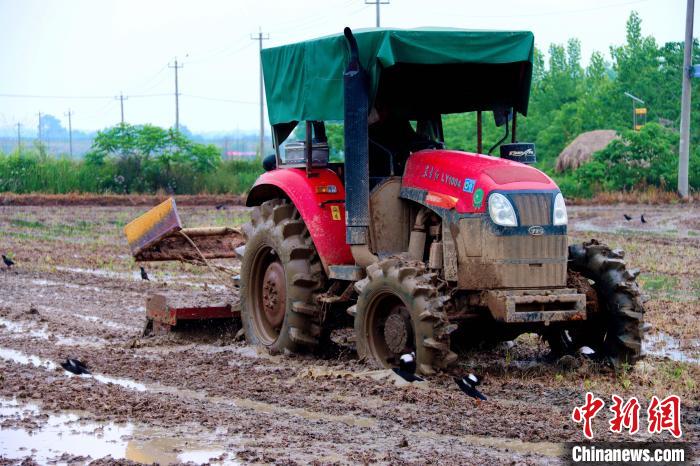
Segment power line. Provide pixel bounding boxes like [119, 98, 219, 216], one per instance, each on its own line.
[364, 0, 389, 27]
[0, 93, 114, 100]
[182, 94, 257, 105]
[251, 28, 269, 156]
[431, 0, 650, 19]
[0, 92, 169, 100]
[168, 58, 184, 132]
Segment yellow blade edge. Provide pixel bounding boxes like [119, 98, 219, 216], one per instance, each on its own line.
[123, 197, 182, 256]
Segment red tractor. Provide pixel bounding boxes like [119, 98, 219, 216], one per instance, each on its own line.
[128, 27, 645, 375]
[238, 27, 645, 374]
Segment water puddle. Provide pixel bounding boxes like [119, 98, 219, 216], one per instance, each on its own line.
[0, 347, 146, 391]
[0, 347, 57, 370]
[0, 397, 238, 464]
[56, 266, 222, 287]
[73, 314, 132, 331]
[56, 266, 136, 280]
[31, 278, 103, 293]
[0, 318, 108, 347]
[413, 429, 562, 457]
[0, 347, 562, 459]
[643, 332, 700, 364]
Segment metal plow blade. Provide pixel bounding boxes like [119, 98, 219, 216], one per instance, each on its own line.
[124, 197, 245, 262]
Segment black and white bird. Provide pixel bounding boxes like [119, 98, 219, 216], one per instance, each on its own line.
[641, 214, 647, 224]
[623, 214, 632, 221]
[61, 358, 91, 375]
[2, 255, 14, 268]
[140, 266, 150, 281]
[215, 204, 227, 210]
[454, 373, 487, 401]
[392, 352, 424, 383]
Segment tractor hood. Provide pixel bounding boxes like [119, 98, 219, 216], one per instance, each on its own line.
[402, 149, 559, 214]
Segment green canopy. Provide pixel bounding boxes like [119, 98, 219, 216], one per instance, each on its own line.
[261, 27, 534, 128]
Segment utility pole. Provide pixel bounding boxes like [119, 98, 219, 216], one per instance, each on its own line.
[37, 112, 42, 142]
[168, 59, 184, 132]
[65, 110, 73, 157]
[115, 93, 128, 124]
[678, 0, 694, 199]
[251, 28, 269, 156]
[16, 123, 21, 153]
[365, 0, 389, 27]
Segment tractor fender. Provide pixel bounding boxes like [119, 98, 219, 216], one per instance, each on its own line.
[246, 168, 354, 270]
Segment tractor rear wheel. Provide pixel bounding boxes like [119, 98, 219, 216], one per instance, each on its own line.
[350, 258, 458, 375]
[240, 199, 325, 354]
[546, 240, 645, 368]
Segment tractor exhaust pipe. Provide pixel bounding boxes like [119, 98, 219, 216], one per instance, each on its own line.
[343, 27, 377, 267]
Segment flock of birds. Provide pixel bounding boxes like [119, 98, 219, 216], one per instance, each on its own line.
[393, 352, 487, 400]
[56, 353, 487, 399]
[624, 213, 648, 223]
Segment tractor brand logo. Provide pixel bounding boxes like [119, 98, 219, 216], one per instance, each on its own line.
[330, 205, 342, 221]
[421, 164, 462, 189]
[528, 226, 544, 236]
[507, 148, 535, 157]
[463, 178, 476, 193]
[473, 188, 484, 208]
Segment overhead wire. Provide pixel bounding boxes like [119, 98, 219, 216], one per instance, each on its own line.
[430, 0, 652, 19]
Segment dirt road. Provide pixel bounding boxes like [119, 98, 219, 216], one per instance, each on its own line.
[0, 201, 698, 465]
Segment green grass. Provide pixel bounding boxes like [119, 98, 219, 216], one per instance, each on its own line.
[638, 274, 679, 293]
[10, 219, 45, 228]
[0, 149, 262, 195]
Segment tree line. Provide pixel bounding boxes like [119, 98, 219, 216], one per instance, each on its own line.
[0, 11, 698, 196]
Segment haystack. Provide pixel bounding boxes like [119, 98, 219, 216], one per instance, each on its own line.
[555, 130, 618, 172]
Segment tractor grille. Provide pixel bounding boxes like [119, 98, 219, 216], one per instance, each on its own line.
[510, 193, 553, 226]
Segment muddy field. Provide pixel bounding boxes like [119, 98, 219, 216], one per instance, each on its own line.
[0, 200, 699, 465]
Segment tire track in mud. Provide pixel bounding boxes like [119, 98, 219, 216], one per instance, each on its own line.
[0, 352, 560, 464]
[3, 202, 700, 463]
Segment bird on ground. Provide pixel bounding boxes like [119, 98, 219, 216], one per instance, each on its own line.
[61, 358, 91, 375]
[454, 373, 487, 401]
[641, 214, 647, 223]
[623, 214, 632, 221]
[392, 352, 424, 382]
[2, 255, 14, 268]
[140, 266, 150, 281]
[215, 204, 227, 210]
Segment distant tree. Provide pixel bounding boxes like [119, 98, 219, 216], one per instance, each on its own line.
[573, 123, 685, 191]
[85, 123, 220, 193]
[39, 114, 67, 139]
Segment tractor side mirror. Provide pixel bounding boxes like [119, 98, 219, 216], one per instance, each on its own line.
[500, 143, 536, 165]
[493, 106, 513, 127]
[263, 153, 277, 171]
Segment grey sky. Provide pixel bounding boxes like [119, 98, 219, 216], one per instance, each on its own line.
[0, 0, 689, 134]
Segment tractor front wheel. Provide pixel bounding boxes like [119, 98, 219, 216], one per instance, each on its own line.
[240, 199, 325, 354]
[350, 258, 457, 375]
[546, 240, 645, 368]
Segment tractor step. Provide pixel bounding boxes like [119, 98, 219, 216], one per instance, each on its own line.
[144, 294, 240, 335]
[484, 288, 586, 324]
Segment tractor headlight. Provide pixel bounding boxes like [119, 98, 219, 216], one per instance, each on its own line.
[488, 193, 518, 227]
[553, 193, 568, 226]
